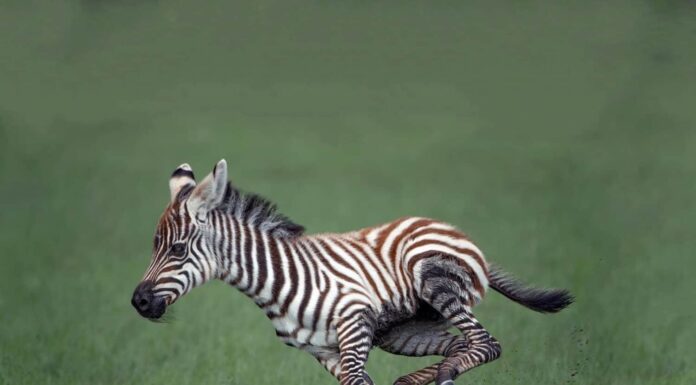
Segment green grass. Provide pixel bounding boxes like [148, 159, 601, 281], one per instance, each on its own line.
[1, 1, 695, 384]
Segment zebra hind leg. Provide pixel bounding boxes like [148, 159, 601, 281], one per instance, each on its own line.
[391, 339, 471, 385]
[418, 259, 502, 385]
[375, 318, 469, 385]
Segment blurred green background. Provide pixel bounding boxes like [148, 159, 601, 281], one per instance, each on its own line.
[1, 1, 695, 384]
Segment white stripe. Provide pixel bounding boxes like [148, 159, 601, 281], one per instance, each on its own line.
[405, 243, 488, 290]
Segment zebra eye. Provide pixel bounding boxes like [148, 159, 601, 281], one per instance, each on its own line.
[170, 243, 186, 257]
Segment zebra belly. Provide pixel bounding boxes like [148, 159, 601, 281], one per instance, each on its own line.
[271, 315, 338, 349]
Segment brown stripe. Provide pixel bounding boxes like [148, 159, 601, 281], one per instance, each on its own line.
[383, 218, 435, 302]
[405, 230, 488, 275]
[268, 238, 283, 301]
[388, 218, 436, 260]
[293, 241, 316, 328]
[252, 228, 268, 297]
[313, 239, 361, 285]
[324, 279, 342, 332]
[373, 217, 411, 250]
[278, 239, 299, 317]
[240, 223, 255, 292]
[331, 238, 381, 298]
[344, 238, 393, 297]
[357, 227, 373, 242]
[406, 247, 485, 297]
[224, 215, 233, 273]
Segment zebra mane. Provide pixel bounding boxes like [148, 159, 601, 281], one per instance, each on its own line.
[216, 182, 305, 238]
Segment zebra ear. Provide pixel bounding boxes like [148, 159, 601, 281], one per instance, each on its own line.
[169, 163, 196, 203]
[186, 159, 228, 222]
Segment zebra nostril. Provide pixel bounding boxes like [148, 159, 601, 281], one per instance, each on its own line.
[132, 281, 159, 316]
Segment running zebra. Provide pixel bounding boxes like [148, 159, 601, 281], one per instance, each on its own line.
[132, 160, 573, 385]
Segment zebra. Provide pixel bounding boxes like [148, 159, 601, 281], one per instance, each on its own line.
[132, 159, 573, 385]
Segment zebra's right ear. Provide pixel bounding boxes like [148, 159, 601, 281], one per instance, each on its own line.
[186, 159, 227, 222]
[169, 163, 196, 203]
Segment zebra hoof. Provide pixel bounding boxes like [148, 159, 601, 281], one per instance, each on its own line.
[435, 366, 456, 385]
[362, 373, 375, 385]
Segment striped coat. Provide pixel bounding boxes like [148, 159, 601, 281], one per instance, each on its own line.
[132, 160, 573, 385]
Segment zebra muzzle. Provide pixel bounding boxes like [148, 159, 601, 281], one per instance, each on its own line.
[131, 280, 167, 320]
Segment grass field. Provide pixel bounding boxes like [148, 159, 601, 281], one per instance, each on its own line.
[1, 1, 696, 384]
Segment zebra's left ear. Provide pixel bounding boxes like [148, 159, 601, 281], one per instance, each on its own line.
[169, 163, 197, 203]
[186, 159, 228, 222]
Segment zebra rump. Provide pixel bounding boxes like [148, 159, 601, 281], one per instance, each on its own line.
[487, 265, 574, 313]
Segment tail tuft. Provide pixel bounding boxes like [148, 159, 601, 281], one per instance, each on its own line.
[488, 265, 573, 313]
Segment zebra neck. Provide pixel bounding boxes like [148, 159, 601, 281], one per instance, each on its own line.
[217, 216, 302, 306]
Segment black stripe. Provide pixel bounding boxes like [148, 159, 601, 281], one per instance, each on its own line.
[171, 168, 195, 179]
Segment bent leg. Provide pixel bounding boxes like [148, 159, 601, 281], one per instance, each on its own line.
[376, 319, 454, 357]
[336, 310, 377, 385]
[418, 259, 501, 385]
[377, 320, 470, 385]
[311, 348, 342, 380]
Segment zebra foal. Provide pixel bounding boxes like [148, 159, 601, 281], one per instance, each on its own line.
[132, 159, 573, 385]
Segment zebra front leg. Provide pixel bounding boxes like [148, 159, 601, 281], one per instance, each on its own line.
[312, 349, 342, 380]
[336, 311, 377, 385]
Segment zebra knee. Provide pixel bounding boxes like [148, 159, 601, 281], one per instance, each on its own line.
[435, 337, 501, 384]
[466, 336, 501, 364]
[474, 337, 502, 366]
[490, 337, 502, 361]
[443, 336, 470, 357]
[340, 372, 374, 385]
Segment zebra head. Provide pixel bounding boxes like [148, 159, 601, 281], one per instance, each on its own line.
[132, 159, 228, 320]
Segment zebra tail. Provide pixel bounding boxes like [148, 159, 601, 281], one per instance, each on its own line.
[487, 264, 574, 313]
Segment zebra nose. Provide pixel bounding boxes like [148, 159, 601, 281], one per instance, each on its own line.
[132, 281, 155, 314]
